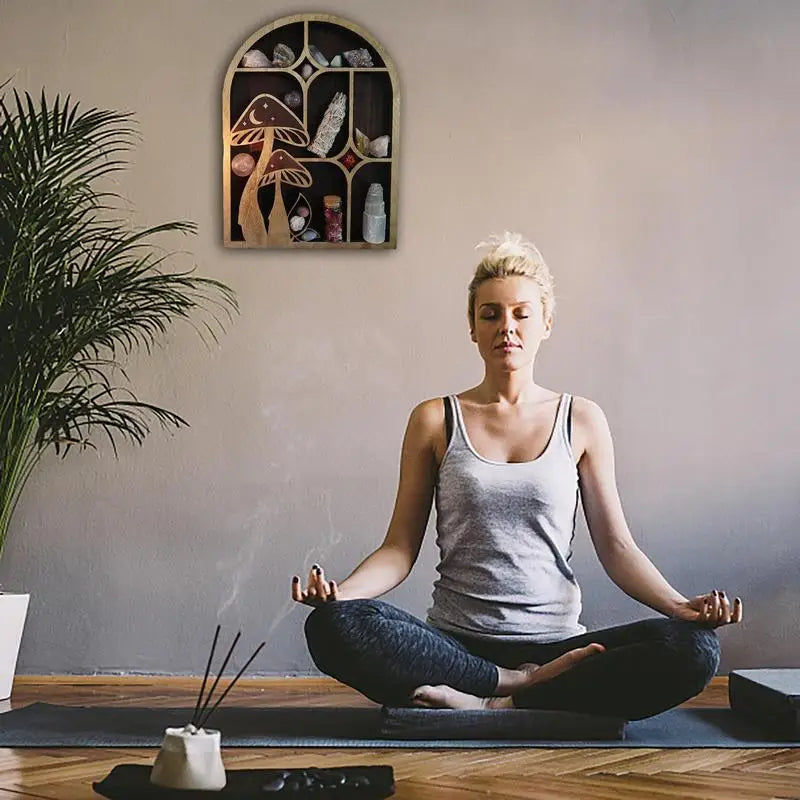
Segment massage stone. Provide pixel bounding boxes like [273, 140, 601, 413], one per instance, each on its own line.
[729, 669, 800, 738]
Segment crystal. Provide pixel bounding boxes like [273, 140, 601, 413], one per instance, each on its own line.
[340, 149, 360, 169]
[272, 43, 295, 67]
[309, 45, 329, 67]
[362, 183, 386, 244]
[330, 55, 343, 67]
[230, 153, 255, 177]
[240, 49, 271, 68]
[368, 135, 390, 158]
[283, 90, 302, 108]
[354, 128, 370, 156]
[343, 48, 373, 67]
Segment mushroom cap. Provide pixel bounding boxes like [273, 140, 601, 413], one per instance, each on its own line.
[259, 149, 312, 188]
[230, 94, 309, 147]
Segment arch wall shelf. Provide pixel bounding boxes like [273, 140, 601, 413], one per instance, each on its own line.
[222, 14, 400, 249]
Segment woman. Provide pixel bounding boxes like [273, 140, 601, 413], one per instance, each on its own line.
[291, 232, 742, 720]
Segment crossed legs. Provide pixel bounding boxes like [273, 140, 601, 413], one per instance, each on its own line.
[304, 599, 720, 720]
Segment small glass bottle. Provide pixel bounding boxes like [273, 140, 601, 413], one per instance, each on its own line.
[323, 195, 343, 242]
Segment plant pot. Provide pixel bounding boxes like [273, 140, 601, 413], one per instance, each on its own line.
[0, 593, 30, 701]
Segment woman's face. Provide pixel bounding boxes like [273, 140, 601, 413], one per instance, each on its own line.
[470, 277, 552, 370]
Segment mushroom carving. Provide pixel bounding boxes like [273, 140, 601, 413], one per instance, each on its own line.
[259, 149, 312, 246]
[230, 94, 309, 246]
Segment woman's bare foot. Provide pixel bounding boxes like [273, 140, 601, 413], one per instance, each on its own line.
[495, 663, 543, 695]
[411, 643, 606, 709]
[411, 685, 514, 710]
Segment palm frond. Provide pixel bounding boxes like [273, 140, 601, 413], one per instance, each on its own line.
[0, 83, 238, 559]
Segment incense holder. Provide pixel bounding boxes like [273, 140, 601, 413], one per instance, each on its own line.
[150, 725, 226, 790]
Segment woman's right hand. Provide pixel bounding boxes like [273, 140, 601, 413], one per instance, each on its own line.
[291, 564, 339, 607]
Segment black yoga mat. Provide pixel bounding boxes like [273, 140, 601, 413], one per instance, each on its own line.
[1, 702, 798, 748]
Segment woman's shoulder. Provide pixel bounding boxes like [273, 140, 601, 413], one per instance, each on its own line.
[407, 396, 447, 430]
[404, 397, 449, 460]
[561, 395, 608, 464]
[570, 395, 614, 453]
[572, 394, 603, 416]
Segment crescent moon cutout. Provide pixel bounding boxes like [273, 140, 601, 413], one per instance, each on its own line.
[248, 109, 262, 126]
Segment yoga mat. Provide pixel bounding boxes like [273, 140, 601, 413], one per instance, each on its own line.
[1, 703, 798, 748]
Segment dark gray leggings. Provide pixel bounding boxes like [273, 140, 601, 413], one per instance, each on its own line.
[304, 599, 720, 720]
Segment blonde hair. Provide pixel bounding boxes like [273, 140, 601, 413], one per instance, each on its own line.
[468, 232, 555, 329]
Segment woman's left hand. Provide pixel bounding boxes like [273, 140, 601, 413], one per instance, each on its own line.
[671, 590, 743, 628]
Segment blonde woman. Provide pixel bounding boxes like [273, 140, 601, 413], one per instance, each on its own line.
[291, 233, 742, 718]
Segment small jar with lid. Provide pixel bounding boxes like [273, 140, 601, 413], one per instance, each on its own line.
[323, 195, 343, 242]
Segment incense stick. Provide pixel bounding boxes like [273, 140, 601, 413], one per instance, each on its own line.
[191, 624, 221, 727]
[193, 630, 241, 728]
[197, 641, 266, 730]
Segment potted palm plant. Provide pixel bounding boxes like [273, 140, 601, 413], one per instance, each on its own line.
[0, 81, 238, 699]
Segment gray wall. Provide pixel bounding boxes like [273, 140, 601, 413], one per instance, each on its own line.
[2, 0, 798, 676]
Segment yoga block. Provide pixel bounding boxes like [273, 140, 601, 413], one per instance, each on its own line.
[729, 669, 800, 738]
[380, 707, 626, 741]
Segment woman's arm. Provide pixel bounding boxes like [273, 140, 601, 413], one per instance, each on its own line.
[575, 398, 743, 626]
[574, 397, 688, 617]
[293, 399, 442, 604]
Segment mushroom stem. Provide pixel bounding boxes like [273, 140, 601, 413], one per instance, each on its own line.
[238, 128, 274, 246]
[266, 175, 292, 246]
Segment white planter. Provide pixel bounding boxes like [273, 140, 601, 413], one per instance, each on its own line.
[0, 593, 30, 701]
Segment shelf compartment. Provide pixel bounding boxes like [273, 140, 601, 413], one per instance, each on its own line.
[307, 21, 385, 68]
[349, 162, 392, 244]
[305, 72, 351, 160]
[245, 22, 305, 69]
[352, 71, 393, 157]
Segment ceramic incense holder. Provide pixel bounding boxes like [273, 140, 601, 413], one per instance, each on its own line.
[150, 723, 226, 790]
[148, 625, 265, 792]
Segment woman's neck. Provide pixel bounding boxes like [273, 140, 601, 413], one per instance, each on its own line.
[474, 369, 545, 406]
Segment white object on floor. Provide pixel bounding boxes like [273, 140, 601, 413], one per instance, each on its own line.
[0, 593, 30, 701]
[150, 725, 226, 790]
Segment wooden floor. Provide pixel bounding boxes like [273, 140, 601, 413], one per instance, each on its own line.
[2, 676, 799, 800]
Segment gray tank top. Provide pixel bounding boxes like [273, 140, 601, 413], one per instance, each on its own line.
[426, 393, 586, 643]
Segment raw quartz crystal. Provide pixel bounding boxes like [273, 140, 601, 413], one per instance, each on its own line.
[362, 183, 386, 244]
[271, 43, 295, 67]
[240, 49, 271, 67]
[368, 135, 390, 158]
[308, 92, 347, 157]
[309, 44, 329, 66]
[343, 48, 374, 67]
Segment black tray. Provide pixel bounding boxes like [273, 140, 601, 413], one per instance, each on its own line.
[93, 764, 395, 799]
